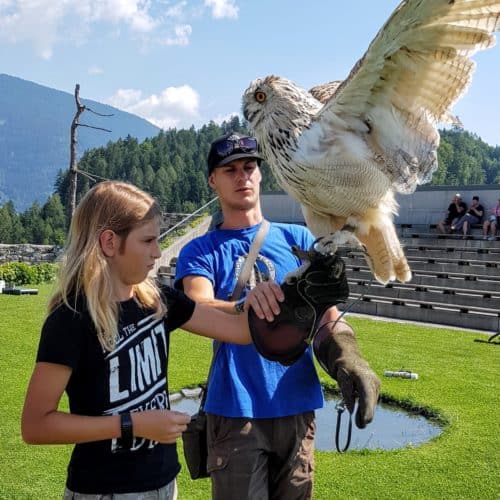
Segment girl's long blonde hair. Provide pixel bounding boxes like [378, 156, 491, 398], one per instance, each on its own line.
[49, 181, 165, 351]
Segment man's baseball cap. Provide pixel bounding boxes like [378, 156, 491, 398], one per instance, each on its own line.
[207, 132, 263, 175]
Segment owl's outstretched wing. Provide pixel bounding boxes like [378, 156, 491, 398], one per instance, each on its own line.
[308, 81, 342, 104]
[308, 0, 500, 193]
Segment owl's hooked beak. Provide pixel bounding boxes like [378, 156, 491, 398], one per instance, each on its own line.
[242, 104, 249, 122]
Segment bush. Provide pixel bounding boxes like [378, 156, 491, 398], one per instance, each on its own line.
[0, 262, 58, 285]
[31, 263, 58, 284]
[160, 214, 208, 250]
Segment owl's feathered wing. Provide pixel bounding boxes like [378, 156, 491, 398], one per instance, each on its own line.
[308, 81, 342, 103]
[243, 0, 500, 284]
[307, 0, 500, 193]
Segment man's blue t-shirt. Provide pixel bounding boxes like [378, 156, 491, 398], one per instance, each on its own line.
[175, 221, 324, 418]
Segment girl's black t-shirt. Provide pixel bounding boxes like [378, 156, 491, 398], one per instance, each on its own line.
[36, 286, 195, 494]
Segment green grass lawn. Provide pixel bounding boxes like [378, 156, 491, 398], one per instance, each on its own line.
[1, 285, 498, 499]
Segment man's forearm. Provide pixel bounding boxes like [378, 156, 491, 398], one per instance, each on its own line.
[190, 296, 240, 315]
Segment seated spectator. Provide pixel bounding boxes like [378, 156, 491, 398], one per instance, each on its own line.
[452, 195, 484, 239]
[483, 198, 500, 240]
[437, 193, 467, 234]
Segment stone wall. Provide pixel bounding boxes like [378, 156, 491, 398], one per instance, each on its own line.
[0, 244, 61, 264]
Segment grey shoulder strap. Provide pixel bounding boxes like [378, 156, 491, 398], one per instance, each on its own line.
[231, 219, 270, 301]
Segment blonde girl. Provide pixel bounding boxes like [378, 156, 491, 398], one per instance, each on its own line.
[21, 181, 264, 499]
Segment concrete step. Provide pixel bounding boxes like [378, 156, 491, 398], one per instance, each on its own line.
[350, 275, 500, 296]
[401, 242, 500, 253]
[348, 283, 500, 310]
[344, 256, 500, 278]
[346, 264, 500, 284]
[399, 234, 500, 245]
[339, 299, 499, 332]
[397, 223, 500, 240]
[403, 248, 500, 263]
[347, 247, 500, 264]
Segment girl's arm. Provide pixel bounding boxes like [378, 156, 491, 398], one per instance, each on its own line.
[22, 362, 189, 445]
[181, 302, 252, 344]
[181, 275, 282, 321]
[179, 276, 283, 344]
[22, 362, 121, 444]
[180, 275, 241, 315]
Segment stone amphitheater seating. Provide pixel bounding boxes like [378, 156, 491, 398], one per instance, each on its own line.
[339, 225, 500, 332]
[156, 219, 500, 333]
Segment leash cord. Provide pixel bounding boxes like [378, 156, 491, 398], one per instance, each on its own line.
[335, 401, 353, 453]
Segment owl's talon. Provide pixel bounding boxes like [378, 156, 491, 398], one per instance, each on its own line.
[313, 230, 360, 256]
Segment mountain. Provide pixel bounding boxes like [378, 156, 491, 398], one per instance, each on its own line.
[0, 74, 160, 210]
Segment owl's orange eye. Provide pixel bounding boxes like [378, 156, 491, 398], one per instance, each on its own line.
[254, 91, 266, 103]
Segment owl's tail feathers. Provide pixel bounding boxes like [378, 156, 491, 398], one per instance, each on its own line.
[355, 221, 411, 285]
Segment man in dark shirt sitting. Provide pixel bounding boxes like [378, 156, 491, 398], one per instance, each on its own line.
[437, 193, 467, 234]
[452, 195, 484, 239]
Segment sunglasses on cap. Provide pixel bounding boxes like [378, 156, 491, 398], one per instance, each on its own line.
[213, 136, 259, 157]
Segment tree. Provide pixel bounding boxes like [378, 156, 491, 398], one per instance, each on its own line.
[432, 129, 496, 186]
[20, 202, 44, 243]
[0, 201, 23, 243]
[68, 84, 112, 217]
[42, 194, 68, 245]
[143, 164, 155, 191]
[434, 141, 453, 185]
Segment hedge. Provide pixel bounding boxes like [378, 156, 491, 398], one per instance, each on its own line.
[0, 262, 58, 285]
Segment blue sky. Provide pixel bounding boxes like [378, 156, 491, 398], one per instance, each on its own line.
[1, 0, 499, 145]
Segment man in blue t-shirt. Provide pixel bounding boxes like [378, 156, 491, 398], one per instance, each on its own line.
[175, 132, 378, 499]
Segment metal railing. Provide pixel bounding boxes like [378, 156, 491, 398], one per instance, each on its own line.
[158, 197, 219, 243]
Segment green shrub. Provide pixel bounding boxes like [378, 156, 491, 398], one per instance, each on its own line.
[160, 214, 208, 250]
[0, 262, 58, 285]
[31, 263, 58, 284]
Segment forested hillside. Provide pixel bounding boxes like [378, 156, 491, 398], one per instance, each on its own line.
[1, 119, 499, 245]
[435, 128, 500, 185]
[55, 116, 280, 214]
[55, 122, 499, 213]
[0, 117, 278, 244]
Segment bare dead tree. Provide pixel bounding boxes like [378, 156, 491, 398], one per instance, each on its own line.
[69, 84, 113, 217]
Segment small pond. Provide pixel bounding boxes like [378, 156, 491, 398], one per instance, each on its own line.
[171, 391, 442, 451]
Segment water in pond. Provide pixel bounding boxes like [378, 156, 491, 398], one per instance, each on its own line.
[171, 393, 442, 451]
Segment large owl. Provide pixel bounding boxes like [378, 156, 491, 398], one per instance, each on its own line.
[242, 0, 500, 284]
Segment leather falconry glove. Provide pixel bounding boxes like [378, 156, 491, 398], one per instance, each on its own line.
[248, 244, 380, 428]
[248, 245, 350, 366]
[313, 321, 380, 429]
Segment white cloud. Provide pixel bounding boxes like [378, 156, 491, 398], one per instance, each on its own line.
[0, 1, 65, 59]
[0, 0, 158, 58]
[80, 0, 157, 32]
[204, 0, 238, 19]
[165, 1, 187, 19]
[0, 0, 239, 57]
[161, 24, 192, 46]
[108, 88, 143, 108]
[107, 85, 200, 129]
[88, 66, 104, 75]
[212, 111, 240, 125]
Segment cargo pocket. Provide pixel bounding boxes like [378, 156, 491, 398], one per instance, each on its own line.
[207, 449, 230, 474]
[206, 414, 232, 474]
[293, 412, 316, 478]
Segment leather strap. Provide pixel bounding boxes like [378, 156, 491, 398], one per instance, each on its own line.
[231, 219, 270, 301]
